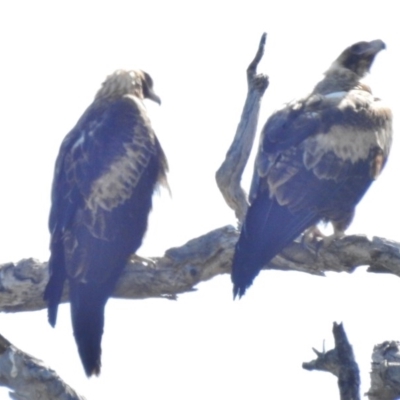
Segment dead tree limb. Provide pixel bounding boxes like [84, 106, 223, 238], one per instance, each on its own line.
[303, 326, 400, 400]
[216, 32, 269, 223]
[367, 341, 400, 400]
[1, 229, 400, 314]
[303, 322, 360, 400]
[0, 333, 85, 400]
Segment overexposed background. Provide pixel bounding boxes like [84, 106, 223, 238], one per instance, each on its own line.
[0, 1, 399, 399]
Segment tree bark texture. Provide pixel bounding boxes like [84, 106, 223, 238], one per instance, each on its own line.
[1, 230, 400, 314]
[0, 333, 85, 400]
[303, 322, 360, 400]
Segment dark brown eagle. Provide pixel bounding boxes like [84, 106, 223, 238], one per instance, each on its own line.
[232, 39, 392, 298]
[44, 69, 168, 376]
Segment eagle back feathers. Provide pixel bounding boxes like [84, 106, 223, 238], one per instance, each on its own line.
[52, 95, 167, 241]
[251, 88, 392, 214]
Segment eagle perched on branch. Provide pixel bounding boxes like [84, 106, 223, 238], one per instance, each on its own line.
[232, 39, 392, 298]
[44, 69, 168, 376]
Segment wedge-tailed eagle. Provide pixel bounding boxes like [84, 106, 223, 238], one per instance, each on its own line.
[232, 39, 392, 298]
[44, 69, 168, 376]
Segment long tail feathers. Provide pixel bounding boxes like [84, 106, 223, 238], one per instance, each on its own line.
[232, 191, 318, 299]
[70, 284, 107, 377]
[44, 248, 67, 327]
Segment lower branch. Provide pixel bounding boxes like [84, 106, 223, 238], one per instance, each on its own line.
[303, 322, 360, 400]
[0, 333, 85, 400]
[367, 341, 400, 400]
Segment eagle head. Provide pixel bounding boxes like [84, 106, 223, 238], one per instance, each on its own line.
[95, 69, 161, 104]
[314, 39, 386, 94]
[333, 39, 386, 78]
[138, 70, 161, 105]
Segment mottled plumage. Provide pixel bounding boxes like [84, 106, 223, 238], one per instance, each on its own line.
[232, 40, 392, 298]
[44, 69, 168, 376]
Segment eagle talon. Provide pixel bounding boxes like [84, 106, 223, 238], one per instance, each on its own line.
[129, 254, 156, 267]
[303, 228, 345, 255]
[301, 226, 325, 255]
[321, 231, 346, 248]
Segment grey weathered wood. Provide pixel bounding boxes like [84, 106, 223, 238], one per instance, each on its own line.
[367, 341, 400, 400]
[1, 229, 400, 314]
[215, 32, 269, 223]
[304, 326, 400, 400]
[303, 322, 360, 400]
[0, 334, 85, 400]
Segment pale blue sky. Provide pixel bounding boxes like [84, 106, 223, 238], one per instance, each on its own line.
[0, 1, 398, 399]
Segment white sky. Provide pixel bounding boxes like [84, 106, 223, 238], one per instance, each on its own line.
[0, 1, 399, 399]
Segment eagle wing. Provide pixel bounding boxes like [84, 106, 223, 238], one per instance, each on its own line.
[251, 90, 391, 211]
[49, 95, 163, 278]
[249, 95, 321, 202]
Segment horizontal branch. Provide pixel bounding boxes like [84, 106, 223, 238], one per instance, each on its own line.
[0, 333, 85, 400]
[1, 226, 400, 313]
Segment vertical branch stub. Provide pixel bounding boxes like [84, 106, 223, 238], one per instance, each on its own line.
[216, 33, 269, 224]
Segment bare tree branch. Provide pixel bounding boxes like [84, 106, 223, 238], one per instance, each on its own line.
[1, 228, 400, 314]
[303, 322, 360, 400]
[0, 333, 85, 400]
[335, 323, 360, 400]
[367, 341, 400, 400]
[303, 326, 400, 400]
[216, 32, 269, 223]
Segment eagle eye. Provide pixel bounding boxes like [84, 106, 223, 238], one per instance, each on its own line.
[142, 71, 154, 88]
[350, 42, 367, 55]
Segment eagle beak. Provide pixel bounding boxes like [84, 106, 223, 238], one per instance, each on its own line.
[365, 39, 386, 55]
[148, 91, 162, 105]
[139, 70, 161, 105]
